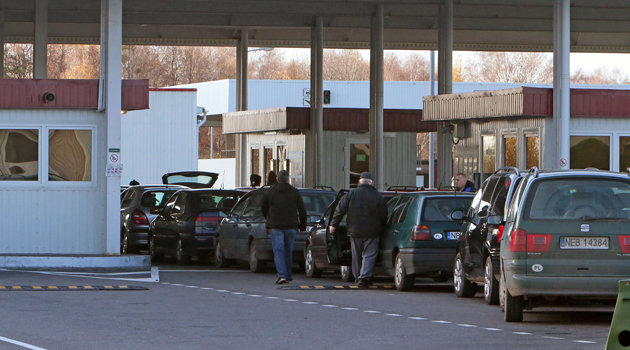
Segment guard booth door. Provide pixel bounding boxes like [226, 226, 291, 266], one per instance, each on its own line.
[345, 140, 370, 189]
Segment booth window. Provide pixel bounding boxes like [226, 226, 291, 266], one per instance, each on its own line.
[503, 135, 517, 168]
[251, 148, 260, 177]
[482, 134, 496, 175]
[48, 129, 92, 181]
[570, 135, 610, 170]
[525, 133, 540, 169]
[0, 129, 39, 181]
[619, 136, 630, 172]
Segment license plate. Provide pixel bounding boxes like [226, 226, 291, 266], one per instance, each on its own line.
[560, 237, 609, 250]
[447, 231, 461, 240]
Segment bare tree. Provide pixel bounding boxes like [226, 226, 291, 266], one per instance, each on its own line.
[283, 56, 310, 80]
[4, 44, 33, 79]
[462, 52, 553, 83]
[571, 66, 630, 85]
[249, 49, 287, 80]
[323, 49, 369, 81]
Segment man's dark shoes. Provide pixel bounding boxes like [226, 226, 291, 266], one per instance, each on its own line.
[356, 278, 369, 288]
[276, 277, 287, 285]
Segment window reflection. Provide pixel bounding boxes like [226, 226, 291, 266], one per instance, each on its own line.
[0, 129, 39, 181]
[504, 136, 517, 168]
[48, 129, 92, 181]
[526, 135, 539, 169]
[482, 135, 496, 175]
[570, 136, 609, 170]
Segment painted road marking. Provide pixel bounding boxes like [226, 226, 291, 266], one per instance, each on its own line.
[0, 285, 147, 291]
[0, 335, 47, 350]
[484, 328, 503, 331]
[278, 285, 396, 290]
[513, 332, 532, 335]
[342, 308, 359, 310]
[409, 317, 427, 320]
[573, 340, 596, 344]
[386, 314, 403, 317]
[458, 324, 477, 328]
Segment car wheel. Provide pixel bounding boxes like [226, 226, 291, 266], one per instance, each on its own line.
[394, 253, 415, 291]
[149, 234, 162, 262]
[305, 245, 322, 278]
[484, 256, 500, 305]
[504, 289, 524, 322]
[120, 231, 129, 254]
[453, 252, 477, 297]
[214, 237, 230, 268]
[341, 266, 355, 282]
[176, 239, 191, 265]
[249, 241, 265, 273]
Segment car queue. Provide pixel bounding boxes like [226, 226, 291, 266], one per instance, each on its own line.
[121, 167, 630, 323]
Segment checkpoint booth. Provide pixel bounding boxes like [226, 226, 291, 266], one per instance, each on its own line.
[422, 87, 630, 187]
[222, 107, 437, 191]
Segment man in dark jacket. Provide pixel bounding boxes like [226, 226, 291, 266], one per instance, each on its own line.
[454, 173, 476, 192]
[261, 170, 307, 284]
[329, 172, 388, 288]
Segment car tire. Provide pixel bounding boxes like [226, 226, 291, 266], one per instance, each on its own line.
[484, 256, 500, 305]
[149, 234, 162, 262]
[394, 253, 415, 291]
[341, 266, 355, 282]
[504, 289, 524, 322]
[249, 241, 265, 273]
[214, 237, 230, 268]
[176, 239, 191, 265]
[305, 245, 322, 278]
[453, 252, 477, 297]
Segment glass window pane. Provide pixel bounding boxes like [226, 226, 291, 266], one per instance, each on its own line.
[504, 136, 517, 168]
[482, 135, 496, 175]
[0, 129, 39, 181]
[526, 135, 539, 169]
[263, 148, 273, 184]
[251, 148, 260, 177]
[350, 143, 370, 188]
[423, 197, 473, 221]
[570, 136, 610, 170]
[619, 136, 630, 172]
[48, 129, 92, 181]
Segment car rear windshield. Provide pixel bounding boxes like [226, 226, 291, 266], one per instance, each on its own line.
[302, 192, 337, 215]
[140, 190, 178, 208]
[422, 197, 473, 221]
[191, 193, 243, 211]
[166, 174, 214, 185]
[524, 178, 630, 221]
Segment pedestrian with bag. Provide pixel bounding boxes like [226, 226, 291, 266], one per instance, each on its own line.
[261, 170, 307, 284]
[329, 172, 388, 288]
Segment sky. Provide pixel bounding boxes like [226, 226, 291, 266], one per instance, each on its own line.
[275, 48, 630, 76]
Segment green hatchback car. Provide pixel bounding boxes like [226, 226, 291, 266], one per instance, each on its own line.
[325, 191, 474, 291]
[500, 168, 630, 322]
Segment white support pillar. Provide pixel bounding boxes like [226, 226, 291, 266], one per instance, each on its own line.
[103, 0, 123, 254]
[0, 11, 4, 78]
[429, 50, 435, 189]
[369, 4, 384, 191]
[33, 0, 48, 79]
[309, 17, 324, 187]
[554, 0, 571, 170]
[437, 0, 453, 187]
[235, 30, 248, 187]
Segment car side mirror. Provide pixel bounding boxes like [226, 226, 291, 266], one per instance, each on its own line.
[487, 215, 503, 225]
[478, 209, 488, 218]
[450, 210, 466, 221]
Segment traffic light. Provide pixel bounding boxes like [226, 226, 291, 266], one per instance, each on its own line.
[323, 90, 331, 104]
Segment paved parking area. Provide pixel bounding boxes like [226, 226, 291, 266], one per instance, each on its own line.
[0, 262, 613, 349]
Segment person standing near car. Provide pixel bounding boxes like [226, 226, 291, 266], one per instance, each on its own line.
[261, 170, 307, 284]
[454, 173, 476, 192]
[329, 172, 388, 288]
[266, 171, 278, 186]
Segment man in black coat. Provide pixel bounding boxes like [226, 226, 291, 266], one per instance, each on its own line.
[329, 172, 388, 288]
[261, 170, 307, 284]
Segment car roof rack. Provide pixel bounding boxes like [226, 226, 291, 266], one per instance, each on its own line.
[314, 185, 335, 191]
[386, 186, 425, 192]
[528, 166, 539, 178]
[492, 167, 520, 176]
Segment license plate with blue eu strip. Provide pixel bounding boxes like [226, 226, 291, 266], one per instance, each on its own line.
[447, 231, 461, 240]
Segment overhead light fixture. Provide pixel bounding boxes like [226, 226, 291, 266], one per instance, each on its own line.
[263, 131, 277, 135]
[120, 110, 128, 115]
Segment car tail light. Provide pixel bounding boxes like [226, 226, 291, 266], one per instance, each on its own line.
[527, 234, 552, 252]
[412, 225, 432, 241]
[131, 209, 149, 225]
[509, 229, 527, 252]
[497, 225, 505, 240]
[619, 235, 630, 253]
[195, 216, 222, 225]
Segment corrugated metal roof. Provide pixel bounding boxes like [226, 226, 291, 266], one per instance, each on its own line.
[423, 87, 630, 121]
[0, 79, 149, 110]
[222, 107, 436, 133]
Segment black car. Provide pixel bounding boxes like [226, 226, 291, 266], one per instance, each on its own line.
[451, 167, 525, 304]
[120, 184, 186, 254]
[148, 189, 245, 264]
[214, 188, 336, 273]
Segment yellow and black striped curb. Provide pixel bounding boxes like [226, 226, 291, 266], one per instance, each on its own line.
[0, 285, 149, 291]
[278, 285, 396, 290]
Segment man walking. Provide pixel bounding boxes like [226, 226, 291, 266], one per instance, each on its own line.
[261, 170, 306, 284]
[329, 172, 388, 288]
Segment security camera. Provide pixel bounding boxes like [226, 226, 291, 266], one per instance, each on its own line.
[452, 136, 460, 145]
[43, 92, 55, 103]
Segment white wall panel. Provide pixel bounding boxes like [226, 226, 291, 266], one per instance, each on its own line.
[121, 90, 198, 185]
[0, 109, 106, 254]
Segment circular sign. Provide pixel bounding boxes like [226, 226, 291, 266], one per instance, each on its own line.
[110, 154, 119, 163]
[559, 158, 567, 167]
[532, 264, 543, 273]
[433, 233, 443, 240]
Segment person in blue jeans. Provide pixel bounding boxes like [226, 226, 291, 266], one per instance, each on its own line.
[261, 170, 307, 284]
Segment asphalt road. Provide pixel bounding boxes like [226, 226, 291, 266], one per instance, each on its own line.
[0, 260, 613, 350]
